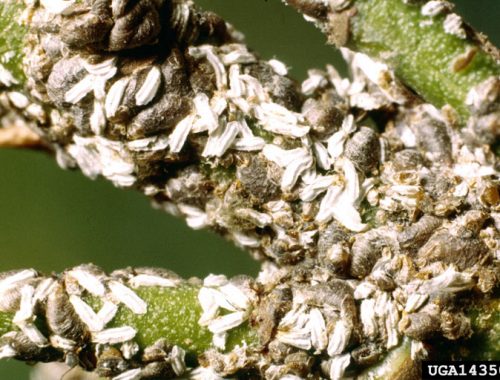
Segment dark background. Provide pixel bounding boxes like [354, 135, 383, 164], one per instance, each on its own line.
[0, 0, 498, 377]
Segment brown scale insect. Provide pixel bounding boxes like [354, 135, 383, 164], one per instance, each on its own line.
[407, 105, 453, 165]
[236, 155, 281, 203]
[45, 56, 87, 103]
[140, 340, 186, 377]
[282, 351, 315, 377]
[142, 338, 171, 363]
[440, 310, 472, 340]
[350, 227, 397, 279]
[250, 286, 293, 346]
[416, 212, 490, 270]
[267, 339, 298, 364]
[351, 342, 385, 367]
[344, 126, 381, 174]
[284, 0, 329, 21]
[477, 178, 500, 209]
[368, 258, 396, 291]
[96, 346, 130, 378]
[294, 281, 357, 322]
[0, 331, 62, 363]
[430, 235, 490, 270]
[316, 222, 352, 276]
[302, 94, 345, 137]
[164, 166, 212, 209]
[46, 283, 90, 345]
[125, 50, 194, 139]
[397, 214, 443, 253]
[398, 311, 441, 341]
[246, 62, 304, 111]
[198, 348, 251, 377]
[391, 148, 424, 171]
[60, 0, 164, 52]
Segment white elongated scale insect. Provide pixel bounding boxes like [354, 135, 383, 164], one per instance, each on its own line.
[91, 326, 137, 344]
[108, 281, 147, 315]
[135, 66, 162, 106]
[69, 295, 104, 332]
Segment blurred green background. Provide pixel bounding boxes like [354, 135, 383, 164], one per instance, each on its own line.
[0, 0, 498, 377]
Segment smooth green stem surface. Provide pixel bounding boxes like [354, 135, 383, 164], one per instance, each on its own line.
[87, 285, 257, 355]
[0, 284, 257, 358]
[349, 0, 500, 122]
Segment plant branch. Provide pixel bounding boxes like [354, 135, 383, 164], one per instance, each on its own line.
[0, 265, 498, 379]
[0, 266, 259, 378]
[0, 124, 44, 149]
[284, 0, 500, 141]
[0, 0, 499, 378]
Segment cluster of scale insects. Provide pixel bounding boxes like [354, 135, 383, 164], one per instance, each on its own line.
[0, 265, 191, 379]
[0, 0, 499, 378]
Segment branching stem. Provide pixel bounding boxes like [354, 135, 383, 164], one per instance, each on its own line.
[284, 0, 500, 124]
[0, 1, 499, 379]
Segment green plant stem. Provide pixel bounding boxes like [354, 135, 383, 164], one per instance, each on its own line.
[350, 0, 499, 121]
[285, 0, 500, 123]
[0, 265, 263, 380]
[85, 285, 257, 356]
[0, 1, 26, 86]
[0, 281, 257, 359]
[1, 277, 497, 377]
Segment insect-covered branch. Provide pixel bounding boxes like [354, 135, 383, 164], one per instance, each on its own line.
[0, 265, 259, 379]
[1, 263, 497, 379]
[0, 0, 499, 378]
[283, 0, 500, 143]
[0, 0, 497, 267]
[0, 0, 486, 266]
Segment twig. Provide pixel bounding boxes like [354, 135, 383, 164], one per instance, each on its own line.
[0, 124, 44, 149]
[0, 265, 497, 378]
[0, 266, 256, 378]
[284, 0, 500, 142]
